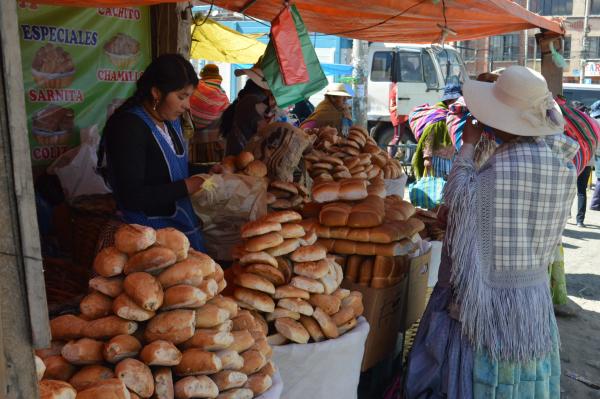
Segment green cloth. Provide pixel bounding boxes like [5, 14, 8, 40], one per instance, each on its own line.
[549, 244, 568, 305]
[412, 103, 454, 179]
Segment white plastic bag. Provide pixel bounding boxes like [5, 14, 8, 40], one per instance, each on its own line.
[384, 174, 408, 198]
[272, 317, 370, 399]
[49, 125, 111, 201]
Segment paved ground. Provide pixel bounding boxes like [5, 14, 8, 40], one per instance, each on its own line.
[558, 188, 600, 398]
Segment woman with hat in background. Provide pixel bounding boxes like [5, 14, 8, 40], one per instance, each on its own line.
[221, 60, 275, 156]
[403, 66, 577, 398]
[301, 82, 352, 134]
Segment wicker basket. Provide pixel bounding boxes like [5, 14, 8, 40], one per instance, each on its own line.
[69, 194, 116, 269]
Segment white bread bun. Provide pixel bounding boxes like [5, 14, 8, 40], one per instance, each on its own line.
[240, 350, 267, 375]
[139, 340, 182, 366]
[312, 182, 339, 203]
[35, 355, 46, 381]
[210, 370, 248, 391]
[290, 276, 325, 294]
[230, 311, 256, 332]
[241, 220, 281, 239]
[332, 288, 351, 300]
[175, 349, 222, 376]
[153, 367, 174, 399]
[293, 259, 329, 280]
[194, 304, 230, 328]
[332, 306, 355, 326]
[244, 264, 285, 286]
[312, 307, 339, 339]
[93, 246, 127, 277]
[103, 334, 142, 363]
[174, 376, 219, 399]
[244, 373, 273, 396]
[217, 388, 253, 399]
[263, 210, 302, 224]
[234, 273, 275, 295]
[266, 307, 301, 322]
[278, 298, 314, 316]
[145, 310, 196, 344]
[115, 358, 154, 398]
[244, 232, 284, 253]
[156, 228, 190, 261]
[42, 355, 76, 381]
[81, 316, 137, 340]
[248, 310, 268, 336]
[249, 337, 272, 359]
[124, 246, 177, 275]
[162, 285, 208, 311]
[158, 256, 214, 289]
[207, 296, 239, 318]
[299, 315, 326, 342]
[342, 291, 364, 316]
[259, 360, 276, 377]
[39, 380, 76, 399]
[198, 278, 219, 298]
[112, 293, 155, 322]
[123, 272, 164, 311]
[280, 223, 305, 239]
[275, 257, 293, 283]
[61, 338, 104, 365]
[244, 159, 268, 177]
[75, 378, 131, 399]
[182, 330, 234, 351]
[270, 181, 298, 195]
[235, 151, 254, 170]
[114, 224, 156, 254]
[239, 251, 277, 268]
[233, 287, 275, 313]
[68, 365, 114, 391]
[308, 294, 341, 316]
[274, 318, 310, 344]
[290, 244, 327, 263]
[273, 285, 310, 300]
[79, 291, 113, 320]
[50, 314, 87, 341]
[266, 333, 288, 346]
[266, 238, 301, 257]
[227, 330, 256, 353]
[338, 317, 358, 335]
[216, 349, 244, 371]
[89, 276, 124, 298]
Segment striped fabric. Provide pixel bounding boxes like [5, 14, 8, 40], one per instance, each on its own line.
[190, 79, 230, 130]
[556, 97, 599, 174]
[408, 102, 448, 140]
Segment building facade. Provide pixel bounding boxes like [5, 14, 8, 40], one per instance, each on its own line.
[458, 0, 600, 83]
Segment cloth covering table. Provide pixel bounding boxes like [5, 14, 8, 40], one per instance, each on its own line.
[256, 369, 283, 399]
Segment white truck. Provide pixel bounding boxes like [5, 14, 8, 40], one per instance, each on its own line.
[367, 43, 468, 148]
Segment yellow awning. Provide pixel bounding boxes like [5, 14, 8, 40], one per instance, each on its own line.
[190, 18, 267, 64]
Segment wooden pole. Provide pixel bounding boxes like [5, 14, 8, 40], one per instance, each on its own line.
[536, 31, 564, 96]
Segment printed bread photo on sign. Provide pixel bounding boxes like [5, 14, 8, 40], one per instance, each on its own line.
[31, 104, 74, 146]
[31, 43, 76, 88]
[104, 33, 141, 69]
[38, 223, 279, 398]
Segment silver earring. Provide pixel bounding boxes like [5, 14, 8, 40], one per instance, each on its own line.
[153, 99, 158, 111]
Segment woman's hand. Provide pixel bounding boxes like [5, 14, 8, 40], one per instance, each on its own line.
[463, 116, 484, 145]
[184, 175, 205, 194]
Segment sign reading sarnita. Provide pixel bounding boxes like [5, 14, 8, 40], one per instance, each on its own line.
[28, 89, 84, 103]
[21, 24, 98, 46]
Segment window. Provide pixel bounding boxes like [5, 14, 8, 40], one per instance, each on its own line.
[397, 51, 423, 82]
[490, 34, 520, 61]
[370, 51, 393, 82]
[458, 40, 477, 62]
[422, 52, 438, 89]
[591, 0, 600, 15]
[563, 36, 571, 59]
[588, 37, 600, 59]
[527, 36, 571, 59]
[529, 0, 573, 16]
[435, 49, 464, 84]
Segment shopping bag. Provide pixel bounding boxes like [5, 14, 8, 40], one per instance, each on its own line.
[408, 173, 445, 210]
[271, 5, 309, 85]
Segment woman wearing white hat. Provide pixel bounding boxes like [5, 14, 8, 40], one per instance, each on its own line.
[301, 82, 352, 133]
[403, 66, 578, 399]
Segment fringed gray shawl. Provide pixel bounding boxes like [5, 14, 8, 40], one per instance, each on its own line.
[444, 134, 578, 362]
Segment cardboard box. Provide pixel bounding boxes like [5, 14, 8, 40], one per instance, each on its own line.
[403, 248, 431, 330]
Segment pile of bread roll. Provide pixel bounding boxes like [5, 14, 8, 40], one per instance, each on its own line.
[266, 180, 310, 212]
[37, 224, 276, 399]
[414, 208, 445, 241]
[221, 151, 268, 178]
[304, 126, 404, 183]
[231, 210, 365, 345]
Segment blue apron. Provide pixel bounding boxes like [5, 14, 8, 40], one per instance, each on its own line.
[120, 106, 205, 251]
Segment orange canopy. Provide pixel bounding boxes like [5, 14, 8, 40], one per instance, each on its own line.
[35, 0, 563, 42]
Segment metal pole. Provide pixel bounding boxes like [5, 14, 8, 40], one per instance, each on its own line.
[580, 0, 591, 83]
[351, 39, 368, 129]
[524, 0, 530, 67]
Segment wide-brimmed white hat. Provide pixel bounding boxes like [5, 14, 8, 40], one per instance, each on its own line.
[235, 61, 269, 90]
[463, 65, 564, 137]
[325, 82, 352, 97]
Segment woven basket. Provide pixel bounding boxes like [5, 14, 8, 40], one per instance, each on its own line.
[69, 194, 116, 269]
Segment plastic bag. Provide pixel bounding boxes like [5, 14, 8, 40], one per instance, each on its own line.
[48, 125, 111, 201]
[384, 174, 408, 198]
[190, 173, 268, 261]
[408, 175, 446, 210]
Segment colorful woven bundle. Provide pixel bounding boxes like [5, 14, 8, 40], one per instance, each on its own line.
[408, 103, 448, 141]
[446, 97, 469, 149]
[190, 78, 230, 130]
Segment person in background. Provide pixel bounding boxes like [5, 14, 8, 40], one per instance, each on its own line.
[98, 54, 206, 250]
[301, 82, 352, 134]
[190, 64, 230, 132]
[221, 61, 275, 156]
[590, 100, 600, 211]
[576, 156, 593, 227]
[387, 79, 409, 157]
[291, 99, 315, 125]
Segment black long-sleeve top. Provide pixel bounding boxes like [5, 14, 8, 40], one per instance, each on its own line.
[103, 111, 189, 217]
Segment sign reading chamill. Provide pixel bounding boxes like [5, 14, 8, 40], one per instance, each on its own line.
[17, 3, 151, 166]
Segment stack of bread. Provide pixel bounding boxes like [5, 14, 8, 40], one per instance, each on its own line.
[231, 210, 365, 346]
[266, 181, 310, 212]
[304, 126, 403, 183]
[413, 208, 445, 241]
[38, 224, 276, 399]
[221, 151, 268, 178]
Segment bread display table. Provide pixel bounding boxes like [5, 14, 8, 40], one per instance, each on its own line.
[272, 317, 369, 399]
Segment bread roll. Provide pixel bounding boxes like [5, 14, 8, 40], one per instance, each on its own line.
[123, 272, 163, 311]
[207, 296, 239, 318]
[115, 358, 154, 398]
[270, 180, 298, 194]
[82, 316, 137, 340]
[159, 255, 216, 289]
[290, 244, 327, 263]
[211, 370, 248, 391]
[35, 355, 46, 381]
[275, 257, 293, 283]
[263, 210, 302, 224]
[266, 238, 301, 257]
[358, 257, 374, 286]
[182, 330, 234, 351]
[266, 333, 288, 346]
[249, 337, 272, 359]
[195, 304, 230, 328]
[259, 360, 276, 377]
[290, 276, 325, 294]
[216, 350, 244, 371]
[300, 228, 318, 246]
[222, 155, 237, 173]
[43, 356, 76, 381]
[273, 284, 310, 300]
[93, 246, 128, 277]
[113, 293, 155, 321]
[241, 220, 281, 239]
[69, 365, 114, 391]
[266, 192, 277, 205]
[299, 315, 325, 342]
[244, 373, 272, 396]
[244, 159, 268, 177]
[342, 291, 365, 316]
[61, 338, 103, 365]
[338, 317, 358, 335]
[274, 318, 310, 344]
[153, 367, 174, 399]
[308, 294, 341, 316]
[89, 276, 124, 298]
[344, 255, 363, 283]
[338, 180, 368, 201]
[36, 341, 65, 359]
[162, 285, 208, 310]
[278, 298, 313, 316]
[39, 380, 76, 399]
[244, 232, 283, 253]
[227, 330, 255, 353]
[239, 251, 277, 268]
[279, 223, 305, 239]
[175, 349, 222, 376]
[115, 224, 156, 254]
[198, 277, 219, 298]
[79, 291, 113, 320]
[332, 288, 351, 301]
[145, 309, 195, 344]
[235, 151, 254, 170]
[293, 259, 329, 280]
[312, 307, 339, 339]
[103, 334, 142, 363]
[217, 278, 227, 294]
[331, 306, 355, 326]
[124, 246, 176, 275]
[75, 378, 131, 399]
[216, 388, 253, 399]
[156, 228, 190, 261]
[196, 320, 233, 335]
[244, 264, 285, 286]
[50, 314, 87, 341]
[248, 311, 268, 336]
[134, 340, 180, 366]
[318, 203, 351, 227]
[240, 350, 267, 375]
[265, 307, 301, 321]
[230, 311, 256, 332]
[174, 375, 219, 399]
[233, 287, 275, 313]
[234, 273, 275, 295]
